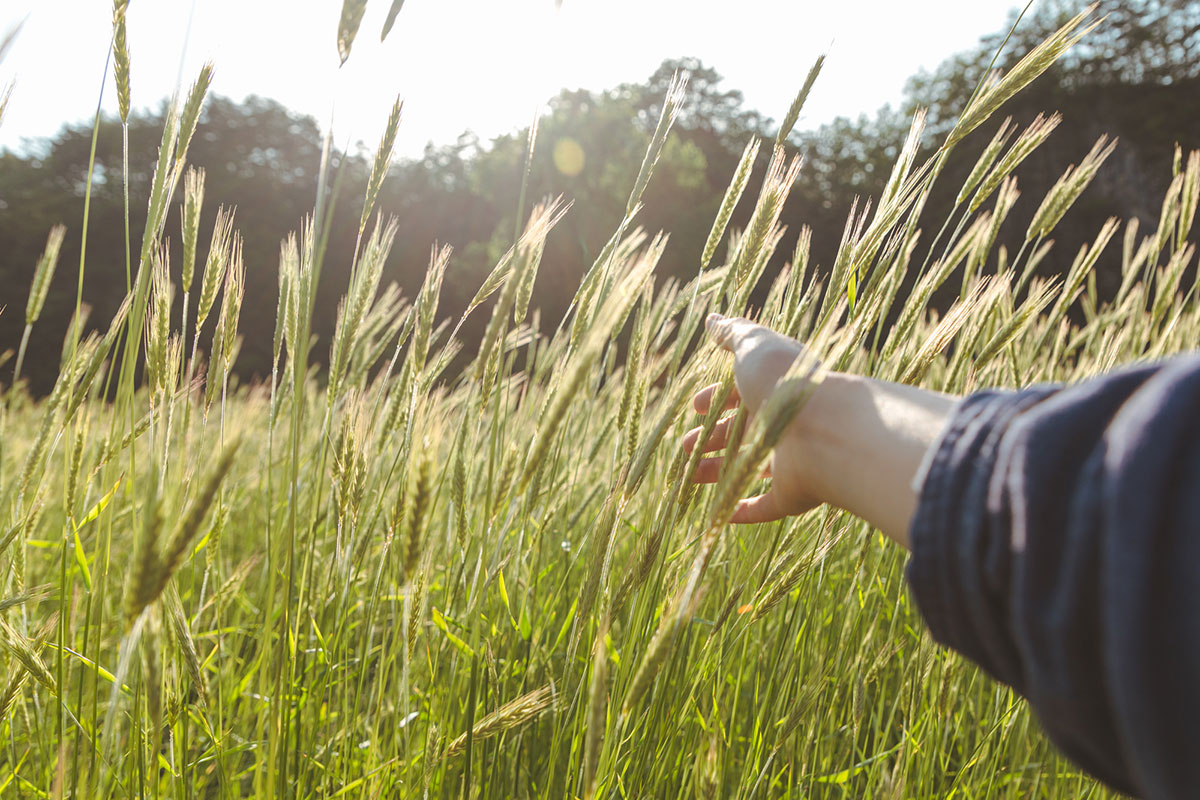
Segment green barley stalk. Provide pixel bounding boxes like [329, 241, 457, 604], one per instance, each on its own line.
[443, 686, 555, 759]
[944, 5, 1097, 149]
[581, 621, 610, 800]
[1176, 150, 1199, 251]
[175, 62, 214, 170]
[776, 54, 825, 146]
[411, 242, 452, 377]
[955, 118, 1016, 207]
[968, 112, 1060, 213]
[361, 97, 403, 234]
[13, 225, 66, 385]
[1026, 135, 1117, 241]
[701, 138, 760, 274]
[111, 0, 130, 124]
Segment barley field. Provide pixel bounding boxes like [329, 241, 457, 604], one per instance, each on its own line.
[0, 4, 1196, 798]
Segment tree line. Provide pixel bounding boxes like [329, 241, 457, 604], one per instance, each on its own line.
[2, 0, 1197, 395]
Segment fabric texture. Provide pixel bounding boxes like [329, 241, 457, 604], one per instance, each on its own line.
[906, 354, 1200, 799]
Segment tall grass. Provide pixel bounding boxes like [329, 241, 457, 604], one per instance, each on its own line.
[1, 6, 1197, 798]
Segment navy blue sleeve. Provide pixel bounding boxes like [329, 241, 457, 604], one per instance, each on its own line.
[906, 354, 1200, 799]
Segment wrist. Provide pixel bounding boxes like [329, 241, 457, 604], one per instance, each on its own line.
[787, 372, 958, 548]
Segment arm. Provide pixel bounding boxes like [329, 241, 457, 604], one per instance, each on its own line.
[688, 313, 1200, 798]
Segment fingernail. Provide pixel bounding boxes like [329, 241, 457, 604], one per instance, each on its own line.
[706, 312, 724, 331]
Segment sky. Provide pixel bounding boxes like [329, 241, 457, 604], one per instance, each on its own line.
[0, 0, 1024, 160]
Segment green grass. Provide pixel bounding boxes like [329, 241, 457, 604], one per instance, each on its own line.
[0, 5, 1197, 798]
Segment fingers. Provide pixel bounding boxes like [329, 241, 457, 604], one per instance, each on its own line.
[681, 415, 736, 455]
[730, 491, 787, 524]
[689, 457, 725, 484]
[706, 313, 759, 353]
[705, 314, 807, 414]
[692, 382, 739, 415]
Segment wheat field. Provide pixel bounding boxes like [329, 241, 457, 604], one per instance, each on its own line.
[0, 4, 1196, 797]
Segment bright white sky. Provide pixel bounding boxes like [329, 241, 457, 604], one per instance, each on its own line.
[0, 0, 1023, 159]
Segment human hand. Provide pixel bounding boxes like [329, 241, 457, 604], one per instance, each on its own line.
[682, 312, 960, 543]
[681, 313, 824, 525]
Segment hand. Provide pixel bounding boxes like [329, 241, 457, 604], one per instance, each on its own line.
[681, 313, 961, 546]
[682, 313, 823, 525]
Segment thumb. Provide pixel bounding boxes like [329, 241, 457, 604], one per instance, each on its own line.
[729, 490, 787, 525]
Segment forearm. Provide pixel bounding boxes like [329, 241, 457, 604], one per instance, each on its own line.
[794, 373, 959, 548]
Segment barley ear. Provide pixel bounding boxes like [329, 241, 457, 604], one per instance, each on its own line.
[776, 54, 824, 146]
[112, 0, 131, 124]
[336, 0, 369, 65]
[381, 0, 406, 40]
[176, 62, 213, 169]
[701, 138, 760, 273]
[125, 486, 164, 624]
[26, 225, 66, 326]
[143, 438, 241, 616]
[443, 686, 555, 759]
[403, 438, 435, 580]
[582, 622, 610, 800]
[0, 82, 12, 131]
[0, 617, 55, 693]
[945, 6, 1097, 149]
[451, 412, 470, 550]
[0, 669, 29, 720]
[164, 585, 208, 706]
[361, 97, 403, 233]
[626, 73, 688, 215]
[181, 168, 205, 291]
[195, 207, 235, 334]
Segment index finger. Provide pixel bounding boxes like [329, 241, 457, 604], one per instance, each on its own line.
[692, 382, 740, 415]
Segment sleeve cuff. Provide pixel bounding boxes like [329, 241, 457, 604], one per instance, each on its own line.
[906, 386, 1059, 660]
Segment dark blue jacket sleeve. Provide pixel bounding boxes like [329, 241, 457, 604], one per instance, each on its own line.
[906, 354, 1200, 799]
